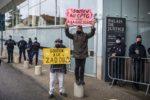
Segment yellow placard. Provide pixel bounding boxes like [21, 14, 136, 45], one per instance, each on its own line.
[43, 48, 71, 64]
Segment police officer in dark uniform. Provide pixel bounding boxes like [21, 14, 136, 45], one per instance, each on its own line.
[27, 38, 32, 64]
[17, 36, 27, 63]
[31, 37, 40, 65]
[109, 36, 126, 84]
[49, 39, 67, 98]
[129, 35, 147, 90]
[5, 35, 16, 63]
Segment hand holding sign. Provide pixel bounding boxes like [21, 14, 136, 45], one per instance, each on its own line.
[66, 8, 94, 25]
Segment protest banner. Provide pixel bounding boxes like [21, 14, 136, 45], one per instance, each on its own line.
[43, 48, 70, 64]
[66, 8, 94, 25]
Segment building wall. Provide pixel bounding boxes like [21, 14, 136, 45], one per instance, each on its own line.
[102, 0, 150, 80]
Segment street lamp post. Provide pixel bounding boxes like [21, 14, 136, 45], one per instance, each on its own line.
[78, 0, 80, 8]
[55, 0, 57, 25]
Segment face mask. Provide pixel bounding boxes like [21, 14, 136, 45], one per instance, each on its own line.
[55, 44, 60, 48]
[116, 39, 121, 44]
[137, 41, 141, 45]
[77, 31, 81, 34]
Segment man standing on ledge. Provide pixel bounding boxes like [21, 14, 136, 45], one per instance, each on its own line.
[65, 22, 96, 85]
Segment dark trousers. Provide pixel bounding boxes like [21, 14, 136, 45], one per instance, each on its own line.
[111, 58, 125, 79]
[133, 60, 144, 88]
[133, 61, 144, 82]
[75, 58, 86, 81]
[19, 49, 26, 62]
[31, 51, 39, 65]
[7, 49, 13, 63]
[27, 50, 32, 64]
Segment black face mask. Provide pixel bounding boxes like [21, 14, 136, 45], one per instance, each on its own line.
[55, 44, 60, 48]
[137, 41, 142, 45]
[77, 31, 82, 34]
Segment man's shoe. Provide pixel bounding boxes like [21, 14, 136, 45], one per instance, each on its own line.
[76, 80, 81, 85]
[80, 80, 85, 85]
[60, 92, 67, 97]
[49, 94, 54, 99]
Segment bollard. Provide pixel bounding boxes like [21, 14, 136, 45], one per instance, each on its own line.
[74, 82, 84, 98]
[14, 56, 19, 63]
[24, 61, 29, 69]
[35, 65, 42, 75]
[2, 50, 7, 58]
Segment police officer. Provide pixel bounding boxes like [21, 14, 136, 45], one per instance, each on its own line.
[31, 37, 40, 65]
[17, 36, 27, 63]
[109, 36, 126, 85]
[27, 38, 32, 64]
[5, 35, 16, 63]
[129, 35, 147, 90]
[49, 39, 67, 98]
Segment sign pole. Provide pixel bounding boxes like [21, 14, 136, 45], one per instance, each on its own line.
[1, 30, 3, 56]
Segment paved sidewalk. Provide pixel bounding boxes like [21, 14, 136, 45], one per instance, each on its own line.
[1, 56, 150, 100]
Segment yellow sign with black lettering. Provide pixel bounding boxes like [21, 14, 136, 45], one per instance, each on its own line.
[43, 48, 70, 64]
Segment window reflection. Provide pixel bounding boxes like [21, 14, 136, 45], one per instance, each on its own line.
[5, 0, 97, 28]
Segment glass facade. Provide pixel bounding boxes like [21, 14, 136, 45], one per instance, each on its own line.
[5, 0, 97, 28]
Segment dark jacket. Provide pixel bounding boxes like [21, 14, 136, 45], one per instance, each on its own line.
[5, 39, 16, 50]
[32, 41, 40, 52]
[50, 44, 67, 74]
[17, 40, 27, 50]
[110, 43, 126, 56]
[27, 41, 32, 51]
[65, 27, 96, 59]
[129, 43, 147, 61]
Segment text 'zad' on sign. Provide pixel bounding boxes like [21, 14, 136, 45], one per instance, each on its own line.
[66, 8, 94, 25]
[43, 48, 71, 64]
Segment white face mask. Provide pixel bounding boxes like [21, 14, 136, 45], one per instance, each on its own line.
[116, 39, 121, 44]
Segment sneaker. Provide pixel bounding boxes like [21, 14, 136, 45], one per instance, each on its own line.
[49, 94, 54, 99]
[80, 80, 85, 85]
[60, 92, 67, 97]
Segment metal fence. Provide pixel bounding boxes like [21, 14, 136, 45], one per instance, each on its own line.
[108, 56, 150, 96]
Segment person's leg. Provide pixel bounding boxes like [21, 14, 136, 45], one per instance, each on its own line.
[133, 62, 139, 90]
[23, 50, 26, 61]
[75, 59, 80, 84]
[35, 52, 39, 65]
[58, 72, 67, 97]
[28, 51, 32, 64]
[80, 59, 86, 85]
[58, 73, 65, 93]
[140, 61, 145, 83]
[31, 52, 35, 64]
[49, 72, 56, 95]
[19, 49, 22, 63]
[7, 50, 10, 63]
[10, 50, 14, 63]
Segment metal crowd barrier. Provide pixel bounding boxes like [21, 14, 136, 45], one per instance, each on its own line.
[108, 56, 150, 96]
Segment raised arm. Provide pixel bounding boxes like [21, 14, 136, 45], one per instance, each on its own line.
[65, 24, 74, 39]
[87, 21, 96, 39]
